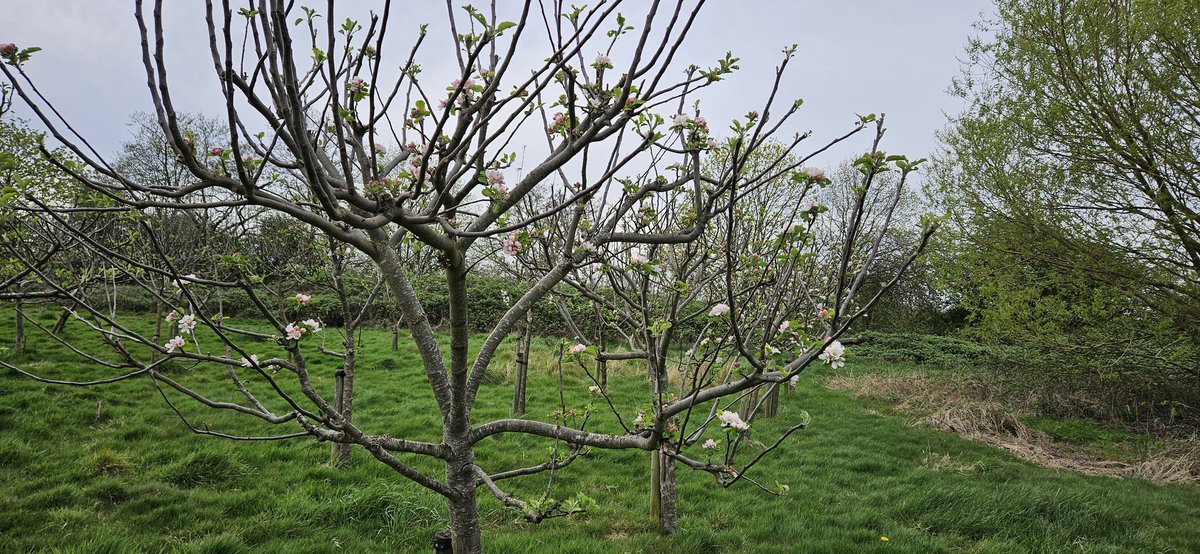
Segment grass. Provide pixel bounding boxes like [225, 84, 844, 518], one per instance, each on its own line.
[1, 308, 1199, 552]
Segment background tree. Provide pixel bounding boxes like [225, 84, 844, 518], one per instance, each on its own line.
[935, 0, 1200, 425]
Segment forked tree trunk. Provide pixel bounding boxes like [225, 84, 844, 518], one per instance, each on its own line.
[51, 303, 75, 336]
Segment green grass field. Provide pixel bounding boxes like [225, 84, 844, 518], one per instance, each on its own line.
[1, 308, 1198, 553]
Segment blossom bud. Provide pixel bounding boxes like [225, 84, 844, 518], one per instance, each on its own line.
[0, 44, 17, 58]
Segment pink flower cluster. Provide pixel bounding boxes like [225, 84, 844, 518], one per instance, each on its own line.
[164, 336, 186, 353]
[547, 112, 567, 134]
[503, 231, 521, 256]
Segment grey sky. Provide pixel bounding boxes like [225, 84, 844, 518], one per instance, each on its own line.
[3, 1, 992, 171]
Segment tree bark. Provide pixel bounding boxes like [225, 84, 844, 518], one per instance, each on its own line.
[511, 349, 527, 415]
[649, 450, 678, 533]
[331, 331, 355, 465]
[446, 457, 483, 553]
[13, 299, 25, 354]
[391, 320, 400, 352]
[52, 303, 74, 336]
[763, 384, 780, 418]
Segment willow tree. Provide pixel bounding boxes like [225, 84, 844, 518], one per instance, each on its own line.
[2, 2, 933, 551]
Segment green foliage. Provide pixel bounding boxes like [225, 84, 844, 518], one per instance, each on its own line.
[933, 0, 1200, 427]
[854, 331, 1010, 370]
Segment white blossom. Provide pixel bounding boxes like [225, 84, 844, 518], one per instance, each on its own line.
[177, 314, 196, 333]
[818, 340, 846, 369]
[718, 410, 749, 432]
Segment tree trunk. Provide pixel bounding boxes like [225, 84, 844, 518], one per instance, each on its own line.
[391, 320, 400, 351]
[649, 450, 678, 533]
[331, 331, 356, 465]
[13, 299, 25, 355]
[763, 384, 779, 417]
[741, 386, 761, 420]
[51, 303, 74, 336]
[646, 347, 678, 533]
[446, 463, 483, 553]
[511, 349, 527, 415]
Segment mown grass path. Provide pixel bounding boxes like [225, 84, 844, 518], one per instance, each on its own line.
[1, 310, 1197, 552]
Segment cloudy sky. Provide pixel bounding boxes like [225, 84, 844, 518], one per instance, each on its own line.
[3, 1, 993, 171]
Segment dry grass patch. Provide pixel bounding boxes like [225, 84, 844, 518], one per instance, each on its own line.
[826, 372, 1200, 486]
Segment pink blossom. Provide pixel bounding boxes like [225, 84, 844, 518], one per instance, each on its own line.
[818, 340, 846, 369]
[589, 385, 602, 394]
[633, 412, 645, 426]
[349, 76, 366, 92]
[708, 303, 730, 317]
[569, 343, 587, 355]
[209, 147, 224, 156]
[284, 323, 306, 341]
[693, 116, 707, 128]
[295, 293, 311, 305]
[486, 168, 505, 186]
[0, 44, 18, 58]
[702, 439, 717, 449]
[817, 308, 829, 318]
[503, 231, 522, 256]
[164, 336, 186, 353]
[302, 318, 323, 333]
[240, 354, 258, 368]
[672, 113, 688, 127]
[165, 310, 180, 323]
[594, 54, 611, 66]
[778, 320, 790, 333]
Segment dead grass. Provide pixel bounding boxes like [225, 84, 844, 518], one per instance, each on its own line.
[826, 372, 1200, 486]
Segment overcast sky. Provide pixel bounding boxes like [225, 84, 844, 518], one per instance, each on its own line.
[3, 1, 993, 172]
